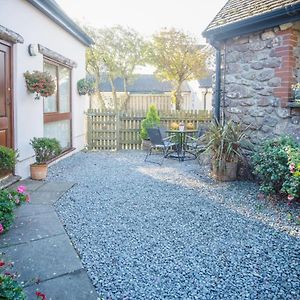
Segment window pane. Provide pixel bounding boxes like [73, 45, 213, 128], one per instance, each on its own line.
[44, 120, 71, 149]
[59, 66, 70, 113]
[43, 62, 57, 113]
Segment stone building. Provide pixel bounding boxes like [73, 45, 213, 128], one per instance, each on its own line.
[203, 0, 300, 143]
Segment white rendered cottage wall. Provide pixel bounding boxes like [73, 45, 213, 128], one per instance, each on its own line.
[0, 0, 89, 178]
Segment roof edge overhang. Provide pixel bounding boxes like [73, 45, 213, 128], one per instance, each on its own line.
[203, 3, 300, 43]
[27, 0, 93, 46]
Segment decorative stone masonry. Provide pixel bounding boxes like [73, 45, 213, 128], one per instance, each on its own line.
[220, 22, 300, 144]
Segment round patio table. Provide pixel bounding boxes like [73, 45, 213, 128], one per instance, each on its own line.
[166, 129, 198, 161]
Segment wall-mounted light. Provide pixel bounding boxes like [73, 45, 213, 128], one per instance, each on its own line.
[28, 44, 39, 56]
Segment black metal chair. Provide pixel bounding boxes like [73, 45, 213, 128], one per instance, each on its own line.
[185, 125, 208, 153]
[145, 128, 179, 165]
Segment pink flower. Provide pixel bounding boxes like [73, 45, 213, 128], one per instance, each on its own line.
[0, 223, 4, 234]
[17, 185, 26, 194]
[288, 194, 294, 201]
[15, 197, 20, 204]
[36, 291, 47, 300]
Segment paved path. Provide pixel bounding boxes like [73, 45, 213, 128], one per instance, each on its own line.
[0, 179, 98, 300]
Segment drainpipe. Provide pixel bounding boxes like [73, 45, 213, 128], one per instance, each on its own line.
[214, 46, 221, 123]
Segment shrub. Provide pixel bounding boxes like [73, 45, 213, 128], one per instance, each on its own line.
[30, 137, 62, 164]
[140, 104, 160, 140]
[0, 146, 18, 171]
[252, 136, 299, 197]
[0, 274, 26, 300]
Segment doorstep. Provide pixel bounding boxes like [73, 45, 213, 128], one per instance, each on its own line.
[0, 174, 21, 190]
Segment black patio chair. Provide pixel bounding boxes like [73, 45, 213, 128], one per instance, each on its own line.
[145, 127, 179, 165]
[185, 124, 208, 153]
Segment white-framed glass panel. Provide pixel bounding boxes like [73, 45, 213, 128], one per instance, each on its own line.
[58, 66, 71, 113]
[44, 120, 71, 149]
[43, 62, 57, 113]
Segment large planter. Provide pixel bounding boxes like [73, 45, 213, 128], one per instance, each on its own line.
[211, 160, 238, 181]
[141, 139, 152, 151]
[30, 164, 48, 180]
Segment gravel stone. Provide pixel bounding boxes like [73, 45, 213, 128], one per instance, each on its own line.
[48, 151, 300, 300]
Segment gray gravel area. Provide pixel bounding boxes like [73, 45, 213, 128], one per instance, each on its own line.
[49, 151, 300, 300]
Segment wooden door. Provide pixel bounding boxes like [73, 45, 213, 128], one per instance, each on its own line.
[0, 41, 12, 148]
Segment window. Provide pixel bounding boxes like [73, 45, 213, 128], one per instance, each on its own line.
[43, 59, 72, 150]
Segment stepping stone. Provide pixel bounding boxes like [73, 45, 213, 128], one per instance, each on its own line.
[28, 191, 65, 205]
[37, 182, 75, 192]
[0, 211, 65, 247]
[15, 204, 53, 218]
[24, 269, 98, 300]
[9, 179, 44, 192]
[3, 234, 83, 284]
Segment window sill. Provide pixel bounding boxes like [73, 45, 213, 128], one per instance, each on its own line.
[288, 102, 300, 109]
[47, 147, 75, 165]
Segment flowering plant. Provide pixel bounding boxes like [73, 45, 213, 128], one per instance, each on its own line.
[291, 83, 300, 102]
[282, 146, 300, 200]
[24, 71, 56, 100]
[0, 185, 30, 233]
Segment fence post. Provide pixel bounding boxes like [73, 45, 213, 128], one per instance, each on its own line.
[87, 110, 92, 150]
[116, 110, 120, 150]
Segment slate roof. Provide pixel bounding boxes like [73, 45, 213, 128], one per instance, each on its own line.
[100, 74, 191, 93]
[198, 76, 212, 88]
[205, 0, 300, 32]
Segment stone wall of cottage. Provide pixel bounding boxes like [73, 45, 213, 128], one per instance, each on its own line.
[221, 22, 300, 144]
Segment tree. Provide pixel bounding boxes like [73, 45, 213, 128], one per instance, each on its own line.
[85, 25, 146, 110]
[148, 28, 208, 110]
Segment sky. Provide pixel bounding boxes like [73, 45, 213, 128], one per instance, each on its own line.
[56, 0, 227, 43]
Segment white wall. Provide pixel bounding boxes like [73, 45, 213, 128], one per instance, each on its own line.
[0, 0, 89, 178]
[187, 80, 212, 111]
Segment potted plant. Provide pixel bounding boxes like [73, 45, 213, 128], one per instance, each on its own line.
[140, 104, 160, 150]
[292, 83, 300, 103]
[205, 120, 251, 181]
[30, 137, 62, 180]
[0, 146, 18, 179]
[24, 71, 56, 100]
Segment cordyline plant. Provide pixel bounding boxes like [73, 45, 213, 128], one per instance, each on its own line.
[24, 71, 56, 100]
[204, 120, 252, 165]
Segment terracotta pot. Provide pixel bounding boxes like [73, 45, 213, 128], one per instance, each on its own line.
[211, 160, 238, 181]
[30, 164, 48, 180]
[0, 169, 12, 179]
[141, 139, 152, 151]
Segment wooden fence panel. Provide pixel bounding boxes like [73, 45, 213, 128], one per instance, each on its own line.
[86, 109, 212, 151]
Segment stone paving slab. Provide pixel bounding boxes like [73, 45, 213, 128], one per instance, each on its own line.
[3, 234, 83, 284]
[24, 269, 98, 300]
[9, 179, 44, 192]
[0, 180, 99, 299]
[0, 211, 65, 247]
[37, 182, 75, 192]
[29, 191, 65, 205]
[15, 204, 53, 218]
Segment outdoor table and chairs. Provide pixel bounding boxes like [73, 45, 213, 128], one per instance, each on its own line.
[166, 129, 198, 161]
[144, 126, 207, 165]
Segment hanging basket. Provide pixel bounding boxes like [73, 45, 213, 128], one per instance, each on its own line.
[24, 71, 55, 100]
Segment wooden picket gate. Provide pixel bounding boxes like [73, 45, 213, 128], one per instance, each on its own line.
[86, 109, 212, 151]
